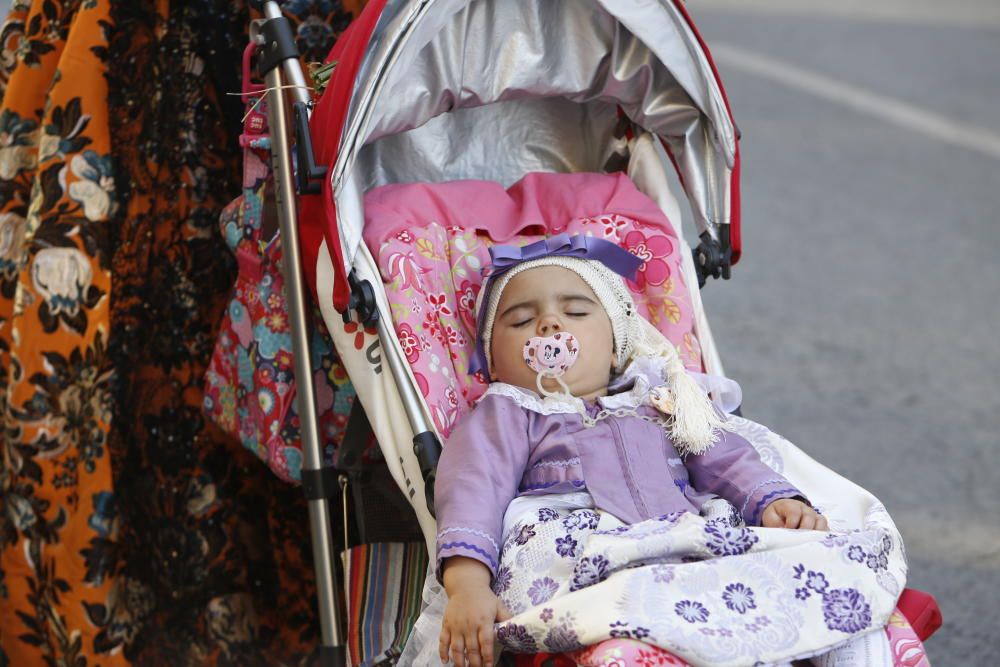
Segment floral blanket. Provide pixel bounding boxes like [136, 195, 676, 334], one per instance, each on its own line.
[489, 415, 906, 667]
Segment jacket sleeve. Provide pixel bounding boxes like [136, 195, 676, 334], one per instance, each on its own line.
[434, 393, 531, 582]
[684, 428, 807, 526]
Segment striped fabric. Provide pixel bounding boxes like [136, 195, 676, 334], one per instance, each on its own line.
[345, 542, 429, 666]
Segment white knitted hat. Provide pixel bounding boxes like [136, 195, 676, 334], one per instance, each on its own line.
[475, 255, 723, 455]
[476, 256, 639, 375]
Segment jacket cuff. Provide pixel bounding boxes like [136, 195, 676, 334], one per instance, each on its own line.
[740, 479, 807, 526]
[435, 527, 500, 582]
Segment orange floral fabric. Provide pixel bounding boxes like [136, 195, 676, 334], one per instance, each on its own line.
[0, 1, 362, 665]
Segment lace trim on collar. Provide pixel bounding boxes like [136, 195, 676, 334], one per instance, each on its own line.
[482, 383, 584, 415]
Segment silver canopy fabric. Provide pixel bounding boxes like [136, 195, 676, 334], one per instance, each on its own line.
[329, 0, 737, 269]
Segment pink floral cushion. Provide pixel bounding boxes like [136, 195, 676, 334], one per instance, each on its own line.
[570, 639, 690, 666]
[885, 609, 931, 667]
[363, 172, 702, 438]
[522, 616, 927, 666]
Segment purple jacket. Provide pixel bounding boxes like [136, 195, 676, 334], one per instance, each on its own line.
[434, 360, 804, 578]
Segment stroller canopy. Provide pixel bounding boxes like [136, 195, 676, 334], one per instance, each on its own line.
[310, 0, 741, 311]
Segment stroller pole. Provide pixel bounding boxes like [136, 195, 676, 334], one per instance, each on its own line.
[251, 3, 345, 664]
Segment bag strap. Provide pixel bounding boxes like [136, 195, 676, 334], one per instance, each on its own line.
[335, 400, 370, 555]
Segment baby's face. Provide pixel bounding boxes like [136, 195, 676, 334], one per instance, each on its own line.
[490, 266, 615, 400]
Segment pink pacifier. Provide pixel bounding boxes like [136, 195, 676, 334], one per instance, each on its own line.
[524, 333, 579, 396]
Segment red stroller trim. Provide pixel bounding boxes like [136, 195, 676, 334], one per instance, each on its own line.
[668, 0, 743, 265]
[299, 0, 388, 311]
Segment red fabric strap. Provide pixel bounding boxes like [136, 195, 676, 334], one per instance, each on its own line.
[897, 588, 943, 642]
[299, 0, 388, 310]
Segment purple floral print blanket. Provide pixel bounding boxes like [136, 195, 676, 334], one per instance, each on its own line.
[491, 416, 905, 666]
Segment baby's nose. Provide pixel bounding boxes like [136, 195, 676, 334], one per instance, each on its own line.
[537, 314, 562, 335]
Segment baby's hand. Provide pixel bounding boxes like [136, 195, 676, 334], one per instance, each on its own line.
[440, 556, 512, 666]
[439, 587, 511, 666]
[761, 498, 828, 531]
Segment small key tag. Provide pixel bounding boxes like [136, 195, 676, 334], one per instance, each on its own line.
[650, 385, 676, 414]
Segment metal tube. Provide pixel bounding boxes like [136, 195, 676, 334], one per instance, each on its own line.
[376, 313, 433, 438]
[264, 64, 344, 653]
[261, 1, 313, 108]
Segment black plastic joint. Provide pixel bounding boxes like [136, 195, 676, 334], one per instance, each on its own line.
[294, 101, 327, 195]
[413, 431, 441, 517]
[343, 270, 380, 327]
[413, 431, 440, 475]
[257, 16, 299, 77]
[692, 227, 733, 288]
[301, 466, 339, 501]
[317, 644, 347, 667]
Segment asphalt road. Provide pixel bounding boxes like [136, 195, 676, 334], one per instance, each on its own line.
[684, 2, 1000, 664]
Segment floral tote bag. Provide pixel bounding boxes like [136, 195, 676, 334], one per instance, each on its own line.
[203, 69, 354, 483]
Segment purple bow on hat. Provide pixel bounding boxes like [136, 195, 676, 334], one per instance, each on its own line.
[469, 233, 642, 376]
[484, 233, 643, 280]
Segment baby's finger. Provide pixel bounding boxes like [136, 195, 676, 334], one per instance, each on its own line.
[479, 624, 495, 665]
[816, 515, 829, 531]
[761, 504, 781, 528]
[440, 627, 452, 664]
[783, 503, 802, 529]
[465, 631, 482, 667]
[450, 634, 466, 667]
[799, 512, 817, 530]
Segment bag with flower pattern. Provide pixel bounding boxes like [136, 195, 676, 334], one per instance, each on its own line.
[203, 68, 354, 483]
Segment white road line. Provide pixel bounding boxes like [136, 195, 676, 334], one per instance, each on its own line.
[712, 42, 1000, 162]
[694, 0, 1000, 29]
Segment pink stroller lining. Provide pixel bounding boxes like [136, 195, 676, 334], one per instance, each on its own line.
[362, 171, 702, 437]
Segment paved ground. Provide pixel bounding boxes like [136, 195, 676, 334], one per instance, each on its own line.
[683, 2, 999, 663]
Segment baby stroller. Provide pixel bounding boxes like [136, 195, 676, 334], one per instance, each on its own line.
[244, 0, 942, 664]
